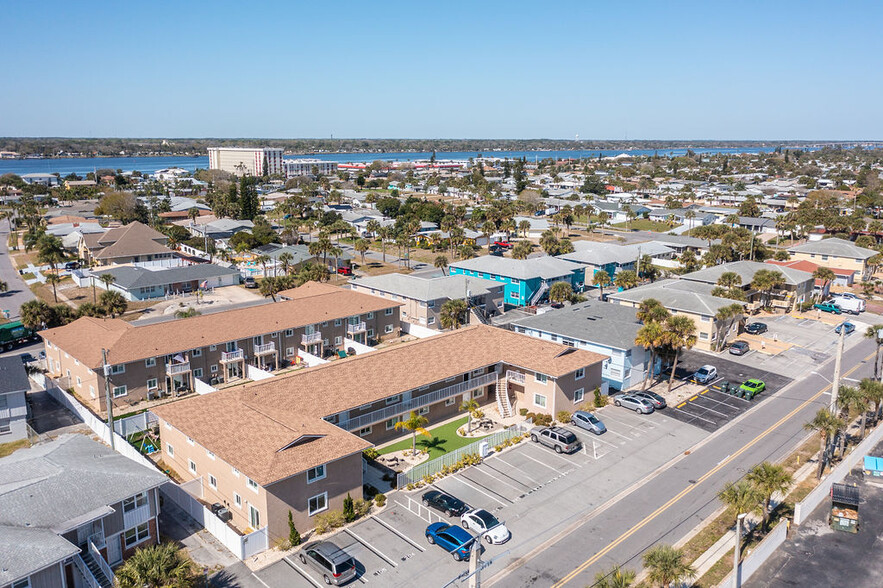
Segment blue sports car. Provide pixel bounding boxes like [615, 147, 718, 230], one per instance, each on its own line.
[425, 522, 481, 561]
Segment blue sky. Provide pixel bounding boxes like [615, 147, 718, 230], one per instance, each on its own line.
[2, 0, 881, 139]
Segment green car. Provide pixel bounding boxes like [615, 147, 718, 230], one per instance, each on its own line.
[813, 302, 842, 314]
[739, 379, 766, 399]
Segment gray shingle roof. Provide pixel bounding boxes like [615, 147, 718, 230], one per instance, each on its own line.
[787, 237, 877, 260]
[607, 279, 737, 316]
[0, 526, 80, 585]
[562, 241, 674, 266]
[352, 273, 502, 302]
[511, 301, 641, 350]
[680, 260, 813, 287]
[0, 356, 29, 395]
[450, 255, 583, 281]
[93, 263, 240, 290]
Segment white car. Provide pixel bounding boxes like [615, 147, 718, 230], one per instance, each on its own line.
[460, 509, 511, 544]
[694, 365, 717, 384]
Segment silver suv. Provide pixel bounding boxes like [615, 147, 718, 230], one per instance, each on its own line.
[529, 426, 582, 454]
[298, 541, 357, 585]
[612, 393, 655, 414]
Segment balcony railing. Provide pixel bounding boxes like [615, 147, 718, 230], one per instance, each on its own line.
[340, 372, 498, 431]
[123, 504, 152, 529]
[220, 349, 244, 362]
[347, 321, 367, 334]
[254, 342, 276, 355]
[166, 362, 191, 376]
[506, 370, 526, 384]
[73, 554, 101, 588]
[302, 331, 322, 344]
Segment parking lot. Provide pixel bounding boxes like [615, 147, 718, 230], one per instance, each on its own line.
[252, 408, 708, 587]
[666, 353, 793, 432]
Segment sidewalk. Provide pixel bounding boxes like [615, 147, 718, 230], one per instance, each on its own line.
[159, 494, 240, 570]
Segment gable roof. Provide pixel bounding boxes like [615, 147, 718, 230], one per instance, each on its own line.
[680, 260, 814, 287]
[608, 279, 738, 316]
[0, 357, 29, 395]
[449, 255, 583, 281]
[351, 273, 502, 302]
[92, 221, 173, 260]
[787, 237, 877, 260]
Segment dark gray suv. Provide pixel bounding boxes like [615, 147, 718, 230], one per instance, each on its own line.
[298, 541, 357, 585]
[529, 426, 581, 454]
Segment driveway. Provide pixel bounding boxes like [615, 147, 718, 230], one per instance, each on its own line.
[27, 388, 88, 437]
[0, 219, 36, 320]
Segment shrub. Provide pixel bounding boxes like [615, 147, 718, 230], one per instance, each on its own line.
[556, 410, 572, 423]
[525, 412, 537, 422]
[314, 510, 346, 535]
[363, 448, 380, 460]
[375, 493, 387, 507]
[364, 484, 378, 498]
[519, 408, 529, 417]
[353, 498, 372, 518]
[288, 511, 301, 547]
[593, 387, 607, 408]
[343, 493, 356, 523]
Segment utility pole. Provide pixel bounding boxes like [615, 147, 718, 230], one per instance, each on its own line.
[468, 539, 480, 588]
[733, 512, 746, 588]
[831, 327, 845, 412]
[102, 348, 115, 449]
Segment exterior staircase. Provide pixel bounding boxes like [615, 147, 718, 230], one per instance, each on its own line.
[496, 378, 514, 419]
[80, 550, 114, 588]
[529, 281, 550, 306]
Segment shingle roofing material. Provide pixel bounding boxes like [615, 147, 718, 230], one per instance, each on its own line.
[0, 356, 30, 395]
[351, 273, 502, 302]
[92, 263, 240, 290]
[450, 255, 583, 280]
[511, 301, 642, 350]
[680, 260, 814, 287]
[787, 237, 877, 260]
[608, 279, 737, 316]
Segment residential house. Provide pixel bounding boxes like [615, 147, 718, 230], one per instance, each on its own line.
[0, 434, 167, 588]
[40, 283, 402, 412]
[20, 173, 59, 187]
[589, 201, 651, 224]
[647, 208, 716, 228]
[449, 255, 585, 307]
[787, 238, 878, 280]
[633, 232, 720, 255]
[152, 325, 606, 538]
[0, 357, 29, 442]
[737, 216, 778, 234]
[766, 259, 857, 292]
[349, 273, 504, 332]
[87, 263, 241, 301]
[510, 301, 652, 392]
[512, 216, 550, 238]
[79, 221, 178, 267]
[189, 218, 255, 241]
[559, 241, 675, 280]
[607, 279, 743, 351]
[679, 260, 814, 312]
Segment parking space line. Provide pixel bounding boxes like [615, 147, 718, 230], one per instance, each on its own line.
[344, 528, 398, 567]
[671, 406, 716, 425]
[523, 442, 583, 468]
[683, 398, 729, 417]
[475, 462, 533, 492]
[693, 393, 742, 411]
[372, 515, 425, 552]
[283, 557, 324, 588]
[488, 454, 544, 484]
[251, 572, 273, 588]
[595, 412, 645, 432]
[441, 475, 511, 506]
[519, 451, 569, 473]
[677, 402, 686, 408]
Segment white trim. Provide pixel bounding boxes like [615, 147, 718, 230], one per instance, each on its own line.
[308, 492, 328, 516]
[533, 393, 547, 409]
[307, 464, 326, 484]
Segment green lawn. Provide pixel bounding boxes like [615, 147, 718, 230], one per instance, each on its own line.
[612, 219, 677, 232]
[378, 416, 490, 459]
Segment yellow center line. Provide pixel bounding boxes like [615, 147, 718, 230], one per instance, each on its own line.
[551, 349, 875, 588]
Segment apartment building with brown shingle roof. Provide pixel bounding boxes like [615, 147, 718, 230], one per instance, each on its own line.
[152, 325, 607, 539]
[41, 283, 402, 412]
[78, 221, 176, 266]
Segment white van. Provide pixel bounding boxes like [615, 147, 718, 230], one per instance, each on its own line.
[832, 296, 865, 314]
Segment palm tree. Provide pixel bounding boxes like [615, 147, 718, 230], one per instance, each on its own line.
[518, 219, 531, 238]
[440, 299, 468, 330]
[746, 462, 792, 532]
[277, 251, 294, 276]
[717, 271, 742, 289]
[642, 544, 694, 588]
[459, 398, 484, 434]
[614, 270, 638, 290]
[804, 408, 845, 479]
[861, 376, 883, 423]
[254, 254, 272, 278]
[353, 239, 370, 266]
[512, 240, 532, 260]
[664, 315, 697, 392]
[864, 324, 883, 381]
[725, 213, 740, 228]
[841, 382, 873, 440]
[718, 480, 761, 569]
[20, 299, 53, 330]
[99, 290, 128, 318]
[116, 542, 197, 588]
[37, 234, 65, 302]
[44, 273, 61, 303]
[99, 273, 116, 293]
[458, 243, 476, 260]
[597, 211, 610, 227]
[259, 277, 280, 302]
[636, 298, 670, 324]
[592, 270, 612, 300]
[434, 255, 449, 275]
[539, 230, 559, 255]
[635, 321, 665, 390]
[713, 303, 744, 351]
[812, 267, 836, 299]
[751, 269, 785, 309]
[394, 411, 430, 456]
[594, 565, 636, 588]
[376, 226, 391, 263]
[548, 281, 573, 304]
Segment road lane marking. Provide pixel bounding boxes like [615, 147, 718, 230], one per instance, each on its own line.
[549, 349, 876, 587]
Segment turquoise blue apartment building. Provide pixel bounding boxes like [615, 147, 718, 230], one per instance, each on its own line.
[448, 255, 585, 307]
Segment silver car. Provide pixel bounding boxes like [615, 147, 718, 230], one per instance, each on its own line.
[570, 410, 606, 434]
[298, 541, 357, 585]
[612, 393, 655, 414]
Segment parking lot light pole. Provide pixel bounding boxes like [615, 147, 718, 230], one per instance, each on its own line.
[831, 327, 845, 412]
[733, 512, 747, 588]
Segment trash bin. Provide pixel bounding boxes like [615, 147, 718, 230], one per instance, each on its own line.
[720, 381, 729, 394]
[479, 441, 490, 458]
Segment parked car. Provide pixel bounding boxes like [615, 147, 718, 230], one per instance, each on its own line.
[739, 378, 766, 399]
[570, 410, 606, 435]
[426, 522, 481, 561]
[814, 302, 842, 314]
[243, 276, 257, 289]
[460, 509, 511, 544]
[64, 261, 80, 270]
[634, 391, 666, 409]
[422, 490, 469, 517]
[493, 241, 512, 249]
[298, 541, 357, 585]
[612, 394, 655, 414]
[529, 426, 581, 454]
[19, 352, 36, 364]
[693, 365, 718, 384]
[729, 340, 750, 355]
[835, 321, 856, 335]
[337, 266, 353, 276]
[744, 322, 768, 335]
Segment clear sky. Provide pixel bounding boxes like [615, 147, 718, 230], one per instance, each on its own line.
[2, 0, 881, 140]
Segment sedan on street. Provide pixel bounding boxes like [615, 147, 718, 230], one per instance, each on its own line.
[634, 391, 666, 409]
[426, 523, 482, 561]
[612, 394, 655, 414]
[460, 509, 511, 544]
[570, 410, 606, 434]
[422, 490, 469, 517]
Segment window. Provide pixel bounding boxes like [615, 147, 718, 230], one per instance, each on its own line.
[210, 364, 218, 373]
[193, 368, 203, 378]
[472, 389, 483, 399]
[419, 407, 430, 415]
[386, 417, 401, 430]
[574, 388, 585, 403]
[124, 522, 150, 547]
[187, 436, 194, 445]
[145, 357, 156, 367]
[419, 301, 426, 308]
[368, 329, 374, 338]
[123, 492, 148, 512]
[700, 315, 711, 322]
[308, 492, 328, 516]
[0, 419, 10, 435]
[386, 394, 402, 405]
[232, 467, 240, 477]
[225, 341, 237, 352]
[334, 336, 342, 345]
[385, 308, 394, 316]
[247, 477, 259, 492]
[445, 398, 456, 406]
[112, 385, 127, 398]
[285, 328, 294, 337]
[209, 474, 217, 489]
[533, 393, 547, 409]
[192, 348, 202, 357]
[147, 378, 158, 390]
[0, 395, 6, 410]
[511, 292, 520, 299]
[89, 385, 95, 399]
[189, 460, 197, 474]
[110, 364, 125, 374]
[699, 332, 709, 340]
[359, 426, 372, 437]
[427, 300, 435, 308]
[428, 316, 436, 325]
[575, 368, 585, 380]
[167, 443, 174, 457]
[286, 347, 294, 357]
[534, 373, 548, 384]
[206, 449, 215, 460]
[334, 318, 342, 326]
[209, 344, 217, 351]
[10, 579, 29, 588]
[234, 492, 242, 508]
[307, 465, 326, 483]
[249, 505, 261, 528]
[367, 312, 374, 319]
[76, 376, 81, 387]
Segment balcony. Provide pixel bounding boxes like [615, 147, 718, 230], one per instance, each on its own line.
[506, 370, 526, 384]
[220, 349, 244, 363]
[347, 321, 367, 335]
[340, 372, 498, 431]
[301, 331, 322, 345]
[123, 504, 152, 529]
[254, 342, 276, 356]
[166, 362, 191, 376]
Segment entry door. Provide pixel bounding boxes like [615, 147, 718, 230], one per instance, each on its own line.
[106, 535, 122, 565]
[249, 505, 261, 529]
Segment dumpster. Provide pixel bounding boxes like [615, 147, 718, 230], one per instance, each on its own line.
[830, 483, 859, 533]
[863, 456, 883, 477]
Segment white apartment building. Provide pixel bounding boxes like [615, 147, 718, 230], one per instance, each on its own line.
[283, 158, 338, 177]
[207, 147, 284, 176]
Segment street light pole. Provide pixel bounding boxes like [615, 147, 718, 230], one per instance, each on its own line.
[733, 512, 746, 588]
[831, 327, 845, 412]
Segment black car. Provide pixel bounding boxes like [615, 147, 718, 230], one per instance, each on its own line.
[729, 340, 750, 355]
[422, 490, 468, 517]
[744, 322, 767, 335]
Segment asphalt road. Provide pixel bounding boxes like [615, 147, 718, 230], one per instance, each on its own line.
[0, 219, 35, 320]
[486, 336, 878, 587]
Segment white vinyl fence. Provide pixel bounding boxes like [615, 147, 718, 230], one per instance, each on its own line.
[246, 364, 275, 381]
[719, 521, 788, 588]
[113, 411, 159, 437]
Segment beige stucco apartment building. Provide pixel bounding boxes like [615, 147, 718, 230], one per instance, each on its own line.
[787, 237, 877, 279]
[207, 147, 284, 176]
[153, 325, 606, 538]
[40, 283, 401, 412]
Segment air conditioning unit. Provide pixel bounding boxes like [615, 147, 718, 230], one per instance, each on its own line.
[216, 507, 232, 523]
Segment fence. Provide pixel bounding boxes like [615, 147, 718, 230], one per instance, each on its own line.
[246, 364, 275, 381]
[718, 520, 788, 588]
[113, 411, 159, 437]
[194, 377, 218, 395]
[793, 420, 883, 525]
[397, 423, 529, 488]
